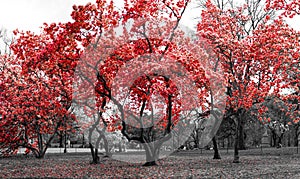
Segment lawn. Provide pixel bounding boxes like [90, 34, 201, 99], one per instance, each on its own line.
[0, 147, 300, 178]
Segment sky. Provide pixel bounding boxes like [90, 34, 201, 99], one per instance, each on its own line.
[0, 0, 299, 34]
[0, 0, 91, 33]
[0, 0, 200, 34]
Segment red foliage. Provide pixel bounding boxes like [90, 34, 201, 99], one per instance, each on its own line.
[266, 0, 300, 18]
[197, 0, 300, 123]
[0, 17, 82, 157]
[70, 0, 221, 164]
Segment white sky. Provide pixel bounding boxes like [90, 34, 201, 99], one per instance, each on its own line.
[0, 0, 91, 33]
[0, 0, 299, 34]
[0, 0, 200, 34]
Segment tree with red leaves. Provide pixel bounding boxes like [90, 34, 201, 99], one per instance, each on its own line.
[71, 0, 223, 166]
[197, 0, 300, 163]
[0, 53, 74, 158]
[0, 19, 81, 158]
[266, 0, 300, 17]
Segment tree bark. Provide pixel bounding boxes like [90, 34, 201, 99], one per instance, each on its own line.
[102, 135, 111, 157]
[143, 143, 160, 166]
[58, 132, 64, 148]
[233, 111, 243, 163]
[212, 137, 221, 159]
[294, 126, 299, 147]
[34, 133, 46, 159]
[233, 125, 240, 163]
[271, 131, 277, 147]
[238, 121, 246, 150]
[277, 134, 283, 148]
[89, 143, 100, 164]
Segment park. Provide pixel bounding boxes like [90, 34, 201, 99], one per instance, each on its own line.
[0, 0, 299, 178]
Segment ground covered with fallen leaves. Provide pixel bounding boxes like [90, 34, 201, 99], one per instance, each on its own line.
[1, 147, 300, 178]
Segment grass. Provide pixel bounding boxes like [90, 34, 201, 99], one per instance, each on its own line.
[0, 147, 300, 178]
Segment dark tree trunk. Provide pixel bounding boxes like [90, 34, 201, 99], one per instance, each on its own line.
[212, 137, 221, 159]
[95, 148, 100, 161]
[58, 132, 64, 148]
[288, 132, 291, 147]
[271, 131, 277, 147]
[238, 121, 246, 150]
[64, 132, 67, 153]
[194, 137, 200, 149]
[294, 126, 299, 147]
[194, 129, 200, 149]
[33, 136, 52, 159]
[33, 133, 46, 159]
[233, 110, 244, 163]
[233, 120, 240, 163]
[89, 143, 100, 164]
[277, 134, 283, 148]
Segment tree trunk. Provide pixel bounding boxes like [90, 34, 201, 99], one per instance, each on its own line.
[102, 135, 111, 158]
[294, 126, 299, 147]
[233, 123, 240, 163]
[64, 131, 67, 153]
[143, 143, 159, 166]
[34, 133, 46, 159]
[89, 143, 100, 164]
[277, 134, 283, 148]
[271, 131, 277, 147]
[31, 149, 42, 159]
[238, 120, 246, 150]
[233, 111, 243, 163]
[212, 137, 221, 159]
[288, 132, 291, 147]
[194, 129, 200, 149]
[58, 132, 64, 148]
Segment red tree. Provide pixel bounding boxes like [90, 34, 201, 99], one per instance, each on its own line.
[71, 0, 223, 165]
[266, 0, 300, 17]
[0, 19, 81, 157]
[0, 53, 75, 158]
[197, 0, 300, 162]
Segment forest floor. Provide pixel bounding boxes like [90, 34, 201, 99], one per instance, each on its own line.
[0, 147, 300, 178]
